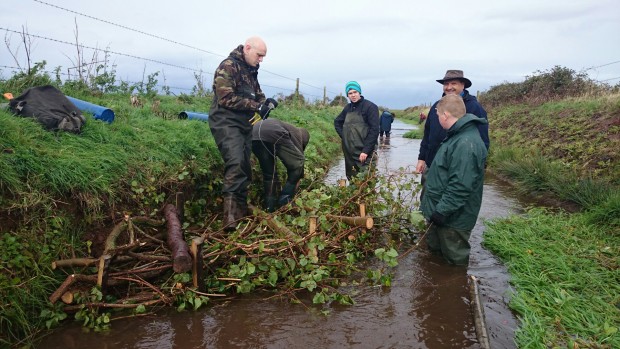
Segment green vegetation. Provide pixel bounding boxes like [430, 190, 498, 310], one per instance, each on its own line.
[481, 66, 620, 348]
[3, 60, 619, 348]
[484, 209, 619, 348]
[0, 65, 423, 347]
[402, 127, 424, 139]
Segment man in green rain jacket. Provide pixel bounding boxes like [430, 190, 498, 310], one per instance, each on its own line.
[334, 81, 380, 180]
[421, 94, 488, 266]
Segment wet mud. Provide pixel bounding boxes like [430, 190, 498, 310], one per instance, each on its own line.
[39, 120, 521, 349]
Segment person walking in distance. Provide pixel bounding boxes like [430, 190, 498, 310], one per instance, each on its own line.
[379, 109, 394, 139]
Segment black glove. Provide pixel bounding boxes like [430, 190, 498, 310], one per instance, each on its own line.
[257, 103, 272, 119]
[430, 212, 446, 226]
[265, 98, 278, 110]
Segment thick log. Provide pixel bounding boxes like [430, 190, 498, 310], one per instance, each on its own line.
[326, 214, 374, 229]
[164, 204, 192, 273]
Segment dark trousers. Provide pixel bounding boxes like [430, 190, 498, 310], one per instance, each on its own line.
[252, 141, 304, 187]
[426, 224, 472, 266]
[211, 124, 252, 202]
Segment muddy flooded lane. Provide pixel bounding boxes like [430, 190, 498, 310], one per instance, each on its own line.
[39, 120, 519, 349]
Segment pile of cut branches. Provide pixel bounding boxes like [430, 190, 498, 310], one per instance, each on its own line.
[46, 169, 424, 330]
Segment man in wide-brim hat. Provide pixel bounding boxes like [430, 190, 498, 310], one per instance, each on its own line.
[435, 69, 472, 89]
[416, 70, 490, 266]
[416, 69, 489, 177]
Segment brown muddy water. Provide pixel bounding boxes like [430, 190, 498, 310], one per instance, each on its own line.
[38, 120, 522, 349]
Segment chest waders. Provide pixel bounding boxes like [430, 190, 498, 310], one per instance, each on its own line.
[342, 110, 374, 180]
[208, 107, 253, 231]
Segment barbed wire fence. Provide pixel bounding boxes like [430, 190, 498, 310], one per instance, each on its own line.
[1, 1, 618, 105]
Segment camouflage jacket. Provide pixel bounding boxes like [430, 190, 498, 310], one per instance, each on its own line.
[211, 45, 265, 116]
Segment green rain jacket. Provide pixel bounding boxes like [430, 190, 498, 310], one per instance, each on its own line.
[421, 113, 488, 231]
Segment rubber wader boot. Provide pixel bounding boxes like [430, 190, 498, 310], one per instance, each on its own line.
[278, 183, 296, 208]
[235, 198, 248, 221]
[263, 180, 279, 213]
[222, 196, 237, 232]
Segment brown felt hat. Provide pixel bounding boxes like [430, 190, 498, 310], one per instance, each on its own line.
[436, 70, 472, 88]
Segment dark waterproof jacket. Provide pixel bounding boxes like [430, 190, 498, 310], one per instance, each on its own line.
[208, 45, 266, 132]
[334, 97, 380, 155]
[418, 90, 489, 166]
[252, 119, 310, 152]
[421, 114, 488, 231]
[379, 111, 394, 133]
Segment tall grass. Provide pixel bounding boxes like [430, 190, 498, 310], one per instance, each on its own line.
[491, 146, 618, 210]
[484, 209, 620, 348]
[0, 88, 342, 347]
[484, 69, 620, 348]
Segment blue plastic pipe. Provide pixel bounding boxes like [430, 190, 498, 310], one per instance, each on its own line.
[179, 111, 209, 121]
[66, 96, 115, 123]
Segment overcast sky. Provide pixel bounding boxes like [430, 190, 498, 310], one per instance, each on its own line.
[2, 0, 619, 109]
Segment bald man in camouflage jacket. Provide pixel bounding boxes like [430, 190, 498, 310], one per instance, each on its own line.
[208, 36, 278, 231]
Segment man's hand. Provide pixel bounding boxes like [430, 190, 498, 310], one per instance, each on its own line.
[415, 160, 426, 174]
[257, 103, 272, 119]
[265, 98, 278, 110]
[359, 152, 368, 164]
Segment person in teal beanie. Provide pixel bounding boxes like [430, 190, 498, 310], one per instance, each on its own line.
[334, 81, 380, 180]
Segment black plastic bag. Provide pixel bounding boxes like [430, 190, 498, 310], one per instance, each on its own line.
[9, 85, 85, 133]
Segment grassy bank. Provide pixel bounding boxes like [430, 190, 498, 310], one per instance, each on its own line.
[481, 69, 619, 348]
[484, 208, 619, 348]
[0, 83, 355, 346]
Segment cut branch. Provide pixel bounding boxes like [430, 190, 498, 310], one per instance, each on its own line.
[326, 214, 374, 229]
[164, 204, 192, 273]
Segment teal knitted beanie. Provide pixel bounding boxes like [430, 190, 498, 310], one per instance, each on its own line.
[345, 81, 361, 94]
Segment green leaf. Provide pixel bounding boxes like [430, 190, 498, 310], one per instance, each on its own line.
[268, 269, 278, 286]
[312, 292, 326, 304]
[409, 211, 425, 224]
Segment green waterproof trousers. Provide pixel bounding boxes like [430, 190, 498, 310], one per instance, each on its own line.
[426, 224, 472, 266]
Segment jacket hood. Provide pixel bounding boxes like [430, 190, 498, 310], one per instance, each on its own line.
[229, 45, 259, 71]
[447, 113, 488, 135]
